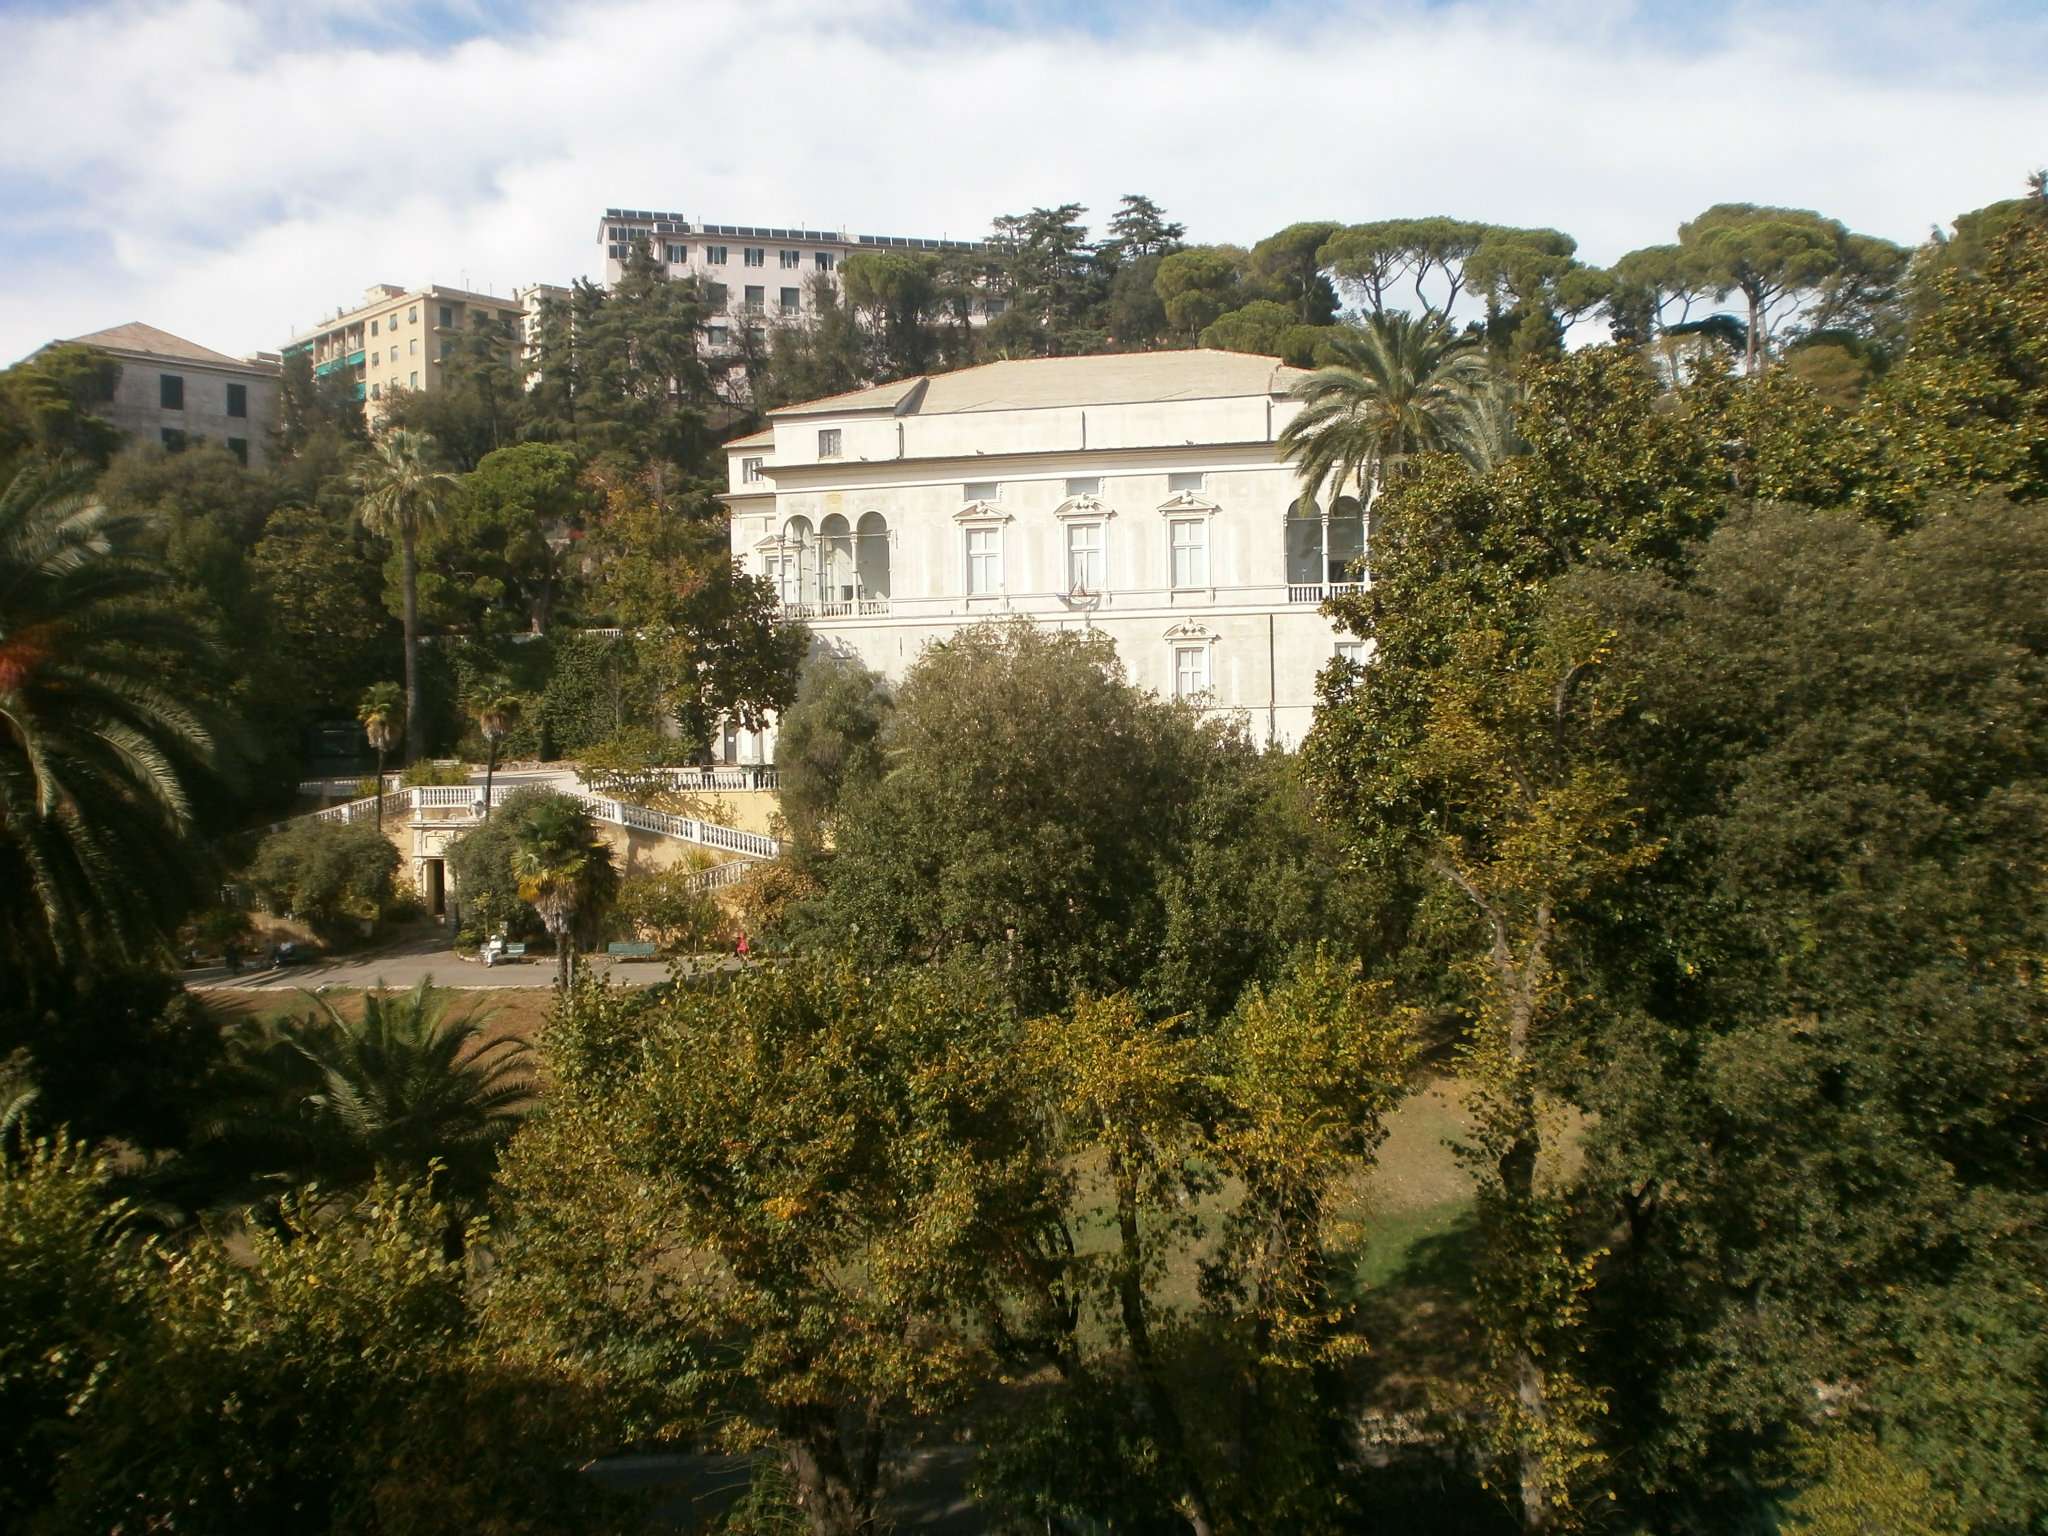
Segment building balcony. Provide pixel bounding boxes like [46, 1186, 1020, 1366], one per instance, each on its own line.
[1286, 580, 1366, 604]
[777, 597, 891, 620]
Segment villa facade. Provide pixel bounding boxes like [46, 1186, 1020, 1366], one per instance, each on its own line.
[720, 350, 1370, 761]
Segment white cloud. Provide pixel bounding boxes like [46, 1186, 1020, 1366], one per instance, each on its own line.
[1, 0, 2042, 362]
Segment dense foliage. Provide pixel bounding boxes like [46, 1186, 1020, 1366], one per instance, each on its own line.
[1, 176, 2043, 1535]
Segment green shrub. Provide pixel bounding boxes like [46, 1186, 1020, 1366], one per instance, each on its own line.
[573, 727, 709, 814]
[188, 906, 250, 948]
[244, 820, 399, 933]
[445, 787, 562, 944]
[613, 866, 726, 953]
[537, 632, 664, 759]
[400, 759, 468, 787]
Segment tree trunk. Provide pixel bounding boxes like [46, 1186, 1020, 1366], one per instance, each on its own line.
[1108, 1146, 1218, 1536]
[400, 525, 424, 761]
[374, 747, 387, 833]
[1501, 1126, 1555, 1536]
[781, 1406, 874, 1536]
[1743, 282, 1764, 375]
[482, 739, 499, 821]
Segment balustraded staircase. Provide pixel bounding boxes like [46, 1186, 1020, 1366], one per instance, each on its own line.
[287, 784, 780, 893]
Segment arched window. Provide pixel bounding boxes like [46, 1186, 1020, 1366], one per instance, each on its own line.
[819, 513, 854, 603]
[1285, 497, 1323, 585]
[856, 511, 890, 600]
[1328, 495, 1366, 584]
[779, 515, 815, 606]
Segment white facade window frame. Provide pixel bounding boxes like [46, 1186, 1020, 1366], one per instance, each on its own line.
[1052, 493, 1115, 598]
[1163, 620, 1217, 702]
[1158, 491, 1220, 596]
[954, 502, 1013, 600]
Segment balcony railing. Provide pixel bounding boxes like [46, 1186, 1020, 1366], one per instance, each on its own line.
[1287, 581, 1366, 604]
[777, 597, 890, 620]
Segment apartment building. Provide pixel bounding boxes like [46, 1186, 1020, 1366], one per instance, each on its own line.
[514, 281, 572, 385]
[56, 322, 281, 467]
[596, 208, 996, 352]
[283, 283, 526, 425]
[721, 350, 1368, 762]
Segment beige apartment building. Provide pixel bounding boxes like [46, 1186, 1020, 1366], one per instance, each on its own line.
[596, 209, 997, 354]
[515, 281, 572, 385]
[55, 322, 281, 467]
[284, 283, 528, 425]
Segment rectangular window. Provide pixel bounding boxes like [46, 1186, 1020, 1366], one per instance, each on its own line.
[1170, 518, 1209, 588]
[817, 428, 842, 458]
[227, 437, 248, 466]
[706, 245, 728, 264]
[743, 247, 764, 267]
[780, 249, 800, 268]
[409, 338, 418, 354]
[371, 350, 380, 366]
[744, 284, 765, 312]
[742, 456, 765, 484]
[160, 427, 186, 452]
[408, 306, 417, 322]
[815, 252, 834, 271]
[780, 287, 801, 314]
[1174, 645, 1211, 701]
[985, 296, 1007, 316]
[666, 243, 687, 263]
[226, 382, 247, 418]
[439, 305, 453, 326]
[1067, 522, 1104, 591]
[1168, 471, 1205, 493]
[708, 324, 729, 346]
[370, 383, 381, 399]
[371, 319, 379, 336]
[707, 281, 728, 308]
[963, 480, 998, 502]
[410, 371, 419, 387]
[159, 373, 183, 410]
[1335, 639, 1367, 667]
[439, 342, 451, 362]
[1064, 476, 1101, 497]
[966, 525, 1002, 594]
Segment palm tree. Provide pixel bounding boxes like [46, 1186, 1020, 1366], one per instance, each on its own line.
[1451, 377, 1530, 473]
[0, 464, 224, 963]
[194, 980, 532, 1246]
[509, 794, 619, 988]
[468, 677, 521, 822]
[1277, 311, 1494, 506]
[350, 430, 456, 762]
[358, 682, 402, 833]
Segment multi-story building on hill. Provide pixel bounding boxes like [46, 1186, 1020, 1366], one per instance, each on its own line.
[719, 349, 1367, 763]
[53, 322, 281, 467]
[514, 281, 572, 386]
[596, 208, 997, 351]
[283, 283, 527, 425]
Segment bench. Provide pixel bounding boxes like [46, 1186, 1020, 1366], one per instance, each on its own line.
[501, 943, 527, 957]
[607, 941, 659, 959]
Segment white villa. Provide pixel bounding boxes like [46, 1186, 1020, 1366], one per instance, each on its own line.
[718, 350, 1370, 760]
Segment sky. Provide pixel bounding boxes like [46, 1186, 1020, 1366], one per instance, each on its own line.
[0, 0, 2043, 364]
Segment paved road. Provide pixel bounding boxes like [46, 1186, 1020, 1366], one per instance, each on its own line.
[183, 929, 706, 992]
